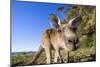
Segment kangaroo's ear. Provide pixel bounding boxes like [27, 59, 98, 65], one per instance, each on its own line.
[48, 14, 61, 29]
[68, 16, 82, 29]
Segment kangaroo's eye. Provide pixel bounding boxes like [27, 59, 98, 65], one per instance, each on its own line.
[57, 29, 62, 33]
[68, 40, 73, 43]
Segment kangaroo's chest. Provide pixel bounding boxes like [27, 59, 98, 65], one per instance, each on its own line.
[50, 32, 66, 49]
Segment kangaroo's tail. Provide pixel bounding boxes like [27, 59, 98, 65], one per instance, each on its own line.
[26, 46, 43, 65]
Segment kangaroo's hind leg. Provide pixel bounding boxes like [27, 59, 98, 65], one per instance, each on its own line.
[42, 41, 51, 64]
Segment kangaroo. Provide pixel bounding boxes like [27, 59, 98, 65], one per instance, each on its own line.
[27, 14, 82, 65]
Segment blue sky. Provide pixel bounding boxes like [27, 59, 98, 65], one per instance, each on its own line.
[12, 0, 70, 52]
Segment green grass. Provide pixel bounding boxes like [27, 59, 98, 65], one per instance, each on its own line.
[11, 45, 96, 66]
[80, 33, 96, 48]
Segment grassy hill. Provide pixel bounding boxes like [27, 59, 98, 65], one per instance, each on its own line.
[11, 45, 95, 66]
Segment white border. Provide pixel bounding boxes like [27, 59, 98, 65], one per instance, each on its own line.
[0, 0, 98, 67]
[0, 0, 10, 67]
[18, 0, 96, 5]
